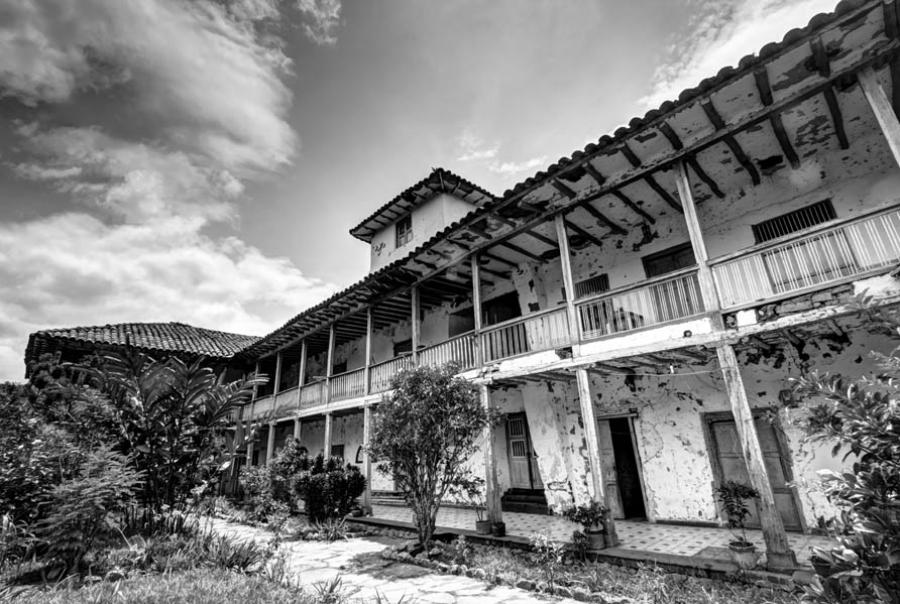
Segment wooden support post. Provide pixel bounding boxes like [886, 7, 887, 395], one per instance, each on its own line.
[716, 343, 796, 568]
[575, 368, 618, 546]
[362, 406, 373, 511]
[411, 286, 420, 365]
[326, 324, 336, 405]
[265, 422, 276, 466]
[554, 214, 581, 346]
[675, 161, 721, 316]
[252, 361, 260, 402]
[324, 412, 333, 458]
[479, 385, 503, 524]
[298, 340, 308, 387]
[471, 255, 484, 366]
[246, 438, 255, 467]
[293, 417, 301, 440]
[273, 352, 283, 395]
[859, 66, 900, 168]
[364, 307, 373, 395]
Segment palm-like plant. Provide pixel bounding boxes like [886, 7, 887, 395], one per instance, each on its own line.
[76, 351, 266, 508]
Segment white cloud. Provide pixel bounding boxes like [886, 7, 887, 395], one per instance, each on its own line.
[488, 156, 547, 176]
[638, 0, 836, 110]
[295, 0, 342, 46]
[456, 129, 499, 162]
[0, 212, 336, 381]
[0, 0, 297, 172]
[12, 125, 241, 224]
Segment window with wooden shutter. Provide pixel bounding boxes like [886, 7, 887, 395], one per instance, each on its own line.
[395, 215, 413, 247]
[751, 200, 836, 244]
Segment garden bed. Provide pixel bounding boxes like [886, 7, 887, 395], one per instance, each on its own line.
[379, 537, 803, 604]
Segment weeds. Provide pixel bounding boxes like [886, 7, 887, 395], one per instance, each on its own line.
[311, 574, 347, 604]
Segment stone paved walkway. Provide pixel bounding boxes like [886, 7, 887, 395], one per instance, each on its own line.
[371, 504, 835, 566]
[211, 518, 577, 604]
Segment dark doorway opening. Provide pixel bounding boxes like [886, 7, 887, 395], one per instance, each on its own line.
[609, 418, 647, 519]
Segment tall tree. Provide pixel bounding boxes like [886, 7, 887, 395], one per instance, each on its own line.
[368, 364, 494, 548]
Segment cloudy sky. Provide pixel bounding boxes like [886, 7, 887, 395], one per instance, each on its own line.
[0, 0, 836, 381]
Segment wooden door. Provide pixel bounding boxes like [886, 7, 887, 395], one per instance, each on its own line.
[596, 419, 624, 518]
[506, 414, 540, 489]
[709, 416, 802, 531]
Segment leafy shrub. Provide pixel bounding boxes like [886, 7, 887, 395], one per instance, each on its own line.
[296, 454, 365, 523]
[528, 532, 565, 589]
[714, 480, 759, 546]
[369, 364, 493, 547]
[37, 447, 143, 571]
[268, 438, 308, 507]
[447, 535, 471, 564]
[561, 501, 609, 531]
[239, 466, 288, 523]
[792, 325, 900, 604]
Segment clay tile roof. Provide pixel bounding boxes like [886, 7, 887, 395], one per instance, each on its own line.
[25, 322, 260, 364]
[349, 168, 496, 243]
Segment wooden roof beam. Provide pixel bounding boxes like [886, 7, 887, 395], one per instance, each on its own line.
[611, 190, 655, 224]
[754, 69, 800, 168]
[623, 142, 682, 212]
[565, 219, 605, 247]
[499, 240, 543, 262]
[701, 100, 762, 185]
[481, 251, 519, 269]
[686, 156, 725, 199]
[524, 229, 559, 249]
[576, 202, 627, 235]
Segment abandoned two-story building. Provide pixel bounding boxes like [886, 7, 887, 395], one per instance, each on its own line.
[24, 0, 900, 569]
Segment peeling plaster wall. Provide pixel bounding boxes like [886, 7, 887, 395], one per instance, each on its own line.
[370, 193, 477, 272]
[582, 327, 895, 527]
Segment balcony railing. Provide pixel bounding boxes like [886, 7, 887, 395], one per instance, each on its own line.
[369, 355, 412, 394]
[576, 269, 704, 341]
[418, 332, 477, 370]
[711, 207, 900, 309]
[480, 307, 570, 363]
[273, 387, 299, 416]
[330, 367, 367, 401]
[299, 380, 326, 409]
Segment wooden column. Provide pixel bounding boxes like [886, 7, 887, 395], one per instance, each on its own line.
[674, 160, 720, 314]
[859, 67, 900, 167]
[293, 417, 302, 440]
[575, 368, 618, 545]
[410, 286, 420, 365]
[246, 422, 255, 467]
[273, 352, 283, 395]
[362, 405, 373, 510]
[364, 307, 373, 395]
[265, 422, 276, 466]
[554, 214, 581, 346]
[716, 343, 796, 568]
[479, 384, 502, 524]
[297, 339, 307, 416]
[251, 361, 260, 401]
[471, 256, 484, 366]
[325, 324, 336, 404]
[323, 412, 333, 458]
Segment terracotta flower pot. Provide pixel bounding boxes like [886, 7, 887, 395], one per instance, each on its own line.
[491, 521, 506, 537]
[729, 541, 759, 570]
[475, 519, 492, 535]
[585, 527, 606, 550]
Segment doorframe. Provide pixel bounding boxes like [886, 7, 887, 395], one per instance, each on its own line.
[596, 412, 653, 521]
[505, 412, 539, 490]
[701, 409, 807, 533]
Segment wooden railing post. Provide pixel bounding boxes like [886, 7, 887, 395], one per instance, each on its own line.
[480, 384, 502, 524]
[575, 368, 618, 545]
[471, 256, 484, 367]
[554, 214, 581, 346]
[716, 343, 796, 568]
[325, 324, 336, 406]
[675, 160, 720, 315]
[362, 405, 373, 511]
[859, 67, 900, 167]
[364, 307, 373, 395]
[411, 286, 420, 366]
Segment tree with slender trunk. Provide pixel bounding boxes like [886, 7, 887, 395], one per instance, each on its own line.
[368, 363, 494, 549]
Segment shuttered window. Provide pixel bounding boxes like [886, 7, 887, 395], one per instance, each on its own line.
[574, 274, 610, 299]
[751, 200, 836, 244]
[395, 215, 413, 247]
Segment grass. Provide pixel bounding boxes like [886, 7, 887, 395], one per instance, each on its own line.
[435, 538, 800, 604]
[7, 568, 316, 604]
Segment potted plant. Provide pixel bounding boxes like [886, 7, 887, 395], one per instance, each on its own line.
[562, 501, 609, 549]
[715, 480, 761, 570]
[457, 486, 491, 535]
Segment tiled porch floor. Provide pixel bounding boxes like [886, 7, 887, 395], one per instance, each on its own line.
[371, 504, 835, 566]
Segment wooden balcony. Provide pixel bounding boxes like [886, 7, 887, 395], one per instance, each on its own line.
[576, 269, 705, 341]
[299, 380, 326, 409]
[480, 307, 570, 362]
[418, 331, 477, 370]
[369, 355, 412, 394]
[711, 206, 900, 310]
[331, 367, 366, 401]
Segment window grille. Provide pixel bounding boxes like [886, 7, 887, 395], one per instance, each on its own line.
[752, 200, 836, 244]
[395, 215, 413, 247]
[573, 274, 610, 299]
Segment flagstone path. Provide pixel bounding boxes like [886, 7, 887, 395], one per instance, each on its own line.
[211, 518, 578, 604]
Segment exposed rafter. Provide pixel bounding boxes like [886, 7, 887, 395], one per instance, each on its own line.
[564, 219, 605, 247]
[701, 100, 762, 185]
[577, 202, 627, 235]
[754, 68, 800, 168]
